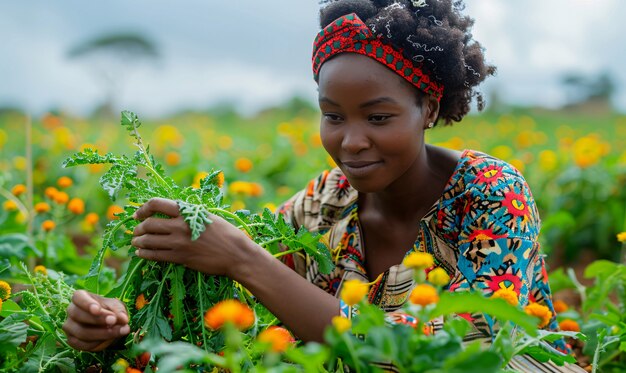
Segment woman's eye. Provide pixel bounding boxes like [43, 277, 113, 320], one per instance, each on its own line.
[369, 115, 390, 123]
[323, 113, 342, 122]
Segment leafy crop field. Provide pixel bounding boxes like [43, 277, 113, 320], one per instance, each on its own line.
[0, 106, 625, 372]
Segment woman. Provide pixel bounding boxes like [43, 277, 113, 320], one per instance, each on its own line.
[63, 1, 576, 369]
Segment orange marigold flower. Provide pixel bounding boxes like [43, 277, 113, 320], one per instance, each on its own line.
[235, 157, 253, 173]
[249, 182, 263, 197]
[332, 316, 352, 333]
[34, 202, 51, 213]
[427, 267, 450, 286]
[216, 171, 224, 188]
[135, 293, 148, 310]
[67, 198, 85, 214]
[34, 265, 48, 276]
[340, 279, 369, 306]
[44, 186, 58, 199]
[3, 200, 18, 212]
[559, 319, 580, 332]
[492, 288, 519, 307]
[165, 151, 181, 166]
[11, 184, 26, 196]
[41, 220, 56, 232]
[53, 191, 69, 204]
[85, 212, 99, 225]
[403, 252, 434, 270]
[107, 205, 124, 220]
[126, 368, 142, 373]
[409, 284, 439, 307]
[525, 302, 552, 328]
[203, 299, 255, 331]
[0, 280, 11, 300]
[57, 176, 73, 188]
[553, 300, 568, 313]
[257, 326, 295, 353]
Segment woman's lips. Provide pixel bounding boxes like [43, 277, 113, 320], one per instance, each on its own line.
[341, 160, 382, 177]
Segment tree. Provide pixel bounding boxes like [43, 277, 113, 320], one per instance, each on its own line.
[67, 33, 160, 117]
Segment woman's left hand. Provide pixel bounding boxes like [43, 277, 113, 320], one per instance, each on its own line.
[131, 197, 254, 277]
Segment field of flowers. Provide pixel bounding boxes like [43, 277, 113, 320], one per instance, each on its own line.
[0, 105, 625, 372]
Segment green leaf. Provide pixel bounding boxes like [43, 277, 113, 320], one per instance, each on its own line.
[121, 110, 141, 138]
[0, 313, 29, 349]
[62, 148, 119, 168]
[177, 200, 212, 240]
[584, 260, 619, 279]
[431, 292, 539, 335]
[169, 265, 185, 331]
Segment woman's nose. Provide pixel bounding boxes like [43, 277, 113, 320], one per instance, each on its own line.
[341, 124, 371, 154]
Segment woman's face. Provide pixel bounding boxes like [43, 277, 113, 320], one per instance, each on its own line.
[318, 53, 435, 193]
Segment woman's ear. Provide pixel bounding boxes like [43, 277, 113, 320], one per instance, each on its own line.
[425, 95, 440, 128]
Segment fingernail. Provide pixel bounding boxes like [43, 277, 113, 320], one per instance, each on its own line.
[120, 325, 130, 335]
[89, 304, 100, 314]
[105, 315, 116, 326]
[132, 212, 138, 219]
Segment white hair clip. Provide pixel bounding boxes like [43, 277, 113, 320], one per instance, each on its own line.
[385, 2, 406, 11]
[428, 15, 443, 26]
[464, 62, 481, 77]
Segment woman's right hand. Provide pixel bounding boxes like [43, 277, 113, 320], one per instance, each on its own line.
[62, 290, 130, 351]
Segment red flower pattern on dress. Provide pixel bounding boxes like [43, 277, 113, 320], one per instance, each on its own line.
[502, 190, 529, 217]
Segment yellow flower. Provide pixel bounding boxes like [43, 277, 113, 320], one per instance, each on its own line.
[0, 280, 11, 300]
[558, 319, 580, 332]
[409, 284, 439, 307]
[263, 202, 277, 213]
[85, 212, 99, 226]
[509, 159, 525, 173]
[235, 157, 253, 173]
[553, 300, 568, 313]
[617, 232, 626, 243]
[135, 293, 148, 310]
[427, 267, 450, 286]
[42, 220, 56, 232]
[403, 252, 434, 270]
[491, 145, 513, 160]
[218, 135, 233, 150]
[34, 265, 48, 276]
[11, 184, 26, 196]
[3, 200, 18, 212]
[538, 150, 558, 172]
[192, 171, 210, 189]
[491, 288, 519, 307]
[203, 299, 255, 331]
[165, 151, 181, 166]
[34, 202, 51, 213]
[67, 198, 85, 215]
[13, 156, 27, 170]
[229, 181, 252, 195]
[257, 326, 294, 353]
[230, 200, 246, 211]
[57, 176, 73, 188]
[331, 316, 352, 333]
[0, 298, 3, 312]
[340, 279, 369, 306]
[524, 302, 552, 328]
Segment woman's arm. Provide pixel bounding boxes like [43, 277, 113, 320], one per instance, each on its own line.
[130, 198, 340, 342]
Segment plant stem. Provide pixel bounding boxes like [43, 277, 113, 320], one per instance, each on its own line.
[208, 207, 252, 236]
[272, 246, 299, 258]
[591, 329, 606, 373]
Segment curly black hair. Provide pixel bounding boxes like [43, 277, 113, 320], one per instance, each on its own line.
[319, 0, 496, 125]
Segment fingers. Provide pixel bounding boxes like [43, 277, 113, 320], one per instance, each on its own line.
[70, 290, 128, 325]
[63, 319, 130, 351]
[133, 216, 176, 236]
[135, 247, 184, 265]
[134, 198, 180, 220]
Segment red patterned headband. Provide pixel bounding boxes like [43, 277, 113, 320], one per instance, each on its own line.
[312, 13, 444, 101]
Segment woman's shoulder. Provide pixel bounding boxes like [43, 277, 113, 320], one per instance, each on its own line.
[452, 149, 532, 194]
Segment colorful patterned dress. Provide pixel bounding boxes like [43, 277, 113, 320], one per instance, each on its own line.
[278, 149, 583, 372]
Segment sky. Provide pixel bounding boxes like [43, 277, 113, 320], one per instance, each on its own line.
[1, 0, 625, 118]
